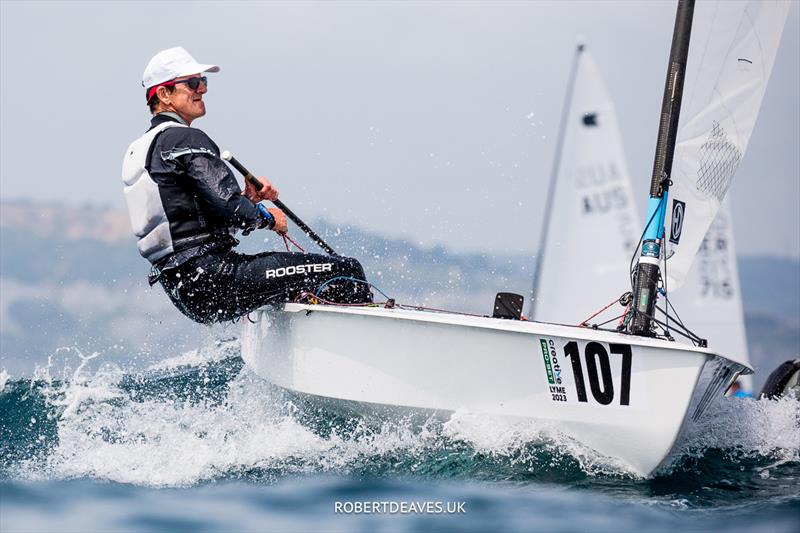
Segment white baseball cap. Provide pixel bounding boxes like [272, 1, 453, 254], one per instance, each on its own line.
[142, 46, 220, 99]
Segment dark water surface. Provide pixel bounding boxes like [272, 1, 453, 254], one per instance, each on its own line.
[1, 342, 798, 532]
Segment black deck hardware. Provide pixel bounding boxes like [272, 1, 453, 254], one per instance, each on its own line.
[493, 292, 524, 320]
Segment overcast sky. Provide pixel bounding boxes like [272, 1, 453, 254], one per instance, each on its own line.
[1, 1, 798, 257]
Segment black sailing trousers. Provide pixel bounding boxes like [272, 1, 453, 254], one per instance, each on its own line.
[158, 249, 371, 324]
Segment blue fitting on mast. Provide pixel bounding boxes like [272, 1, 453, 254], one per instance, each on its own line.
[643, 196, 668, 241]
[656, 195, 668, 239]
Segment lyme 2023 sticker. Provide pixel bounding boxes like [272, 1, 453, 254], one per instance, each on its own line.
[539, 339, 568, 402]
[540, 338, 633, 406]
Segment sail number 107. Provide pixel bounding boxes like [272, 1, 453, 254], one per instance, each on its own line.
[564, 341, 632, 406]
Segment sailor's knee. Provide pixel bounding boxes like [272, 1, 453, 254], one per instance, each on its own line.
[338, 256, 366, 279]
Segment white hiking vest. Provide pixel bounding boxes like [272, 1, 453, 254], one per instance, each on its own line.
[121, 121, 186, 263]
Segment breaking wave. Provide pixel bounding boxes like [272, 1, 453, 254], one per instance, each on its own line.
[1, 339, 798, 508]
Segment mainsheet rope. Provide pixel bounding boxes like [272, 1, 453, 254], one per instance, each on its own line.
[281, 232, 306, 253]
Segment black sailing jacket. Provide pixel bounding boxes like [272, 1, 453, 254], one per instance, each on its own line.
[143, 113, 268, 269]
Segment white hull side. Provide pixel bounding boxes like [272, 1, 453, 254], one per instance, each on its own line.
[242, 304, 749, 476]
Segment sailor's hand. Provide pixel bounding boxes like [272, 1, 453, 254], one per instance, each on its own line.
[243, 176, 279, 203]
[268, 208, 287, 234]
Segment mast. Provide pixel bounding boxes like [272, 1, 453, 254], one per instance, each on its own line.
[529, 42, 585, 319]
[628, 0, 695, 336]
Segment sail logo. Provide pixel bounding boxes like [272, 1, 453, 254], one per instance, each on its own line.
[669, 200, 686, 244]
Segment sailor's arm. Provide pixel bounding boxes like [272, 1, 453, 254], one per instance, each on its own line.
[185, 153, 274, 232]
[242, 175, 287, 233]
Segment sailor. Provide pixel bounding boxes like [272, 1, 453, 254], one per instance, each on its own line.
[122, 46, 371, 323]
[725, 380, 753, 399]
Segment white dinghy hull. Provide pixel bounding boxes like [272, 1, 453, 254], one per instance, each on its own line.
[242, 304, 750, 476]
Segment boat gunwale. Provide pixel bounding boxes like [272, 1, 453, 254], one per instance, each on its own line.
[252, 303, 752, 373]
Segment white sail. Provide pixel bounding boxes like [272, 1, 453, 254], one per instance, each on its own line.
[665, 0, 790, 289]
[669, 200, 752, 390]
[531, 48, 639, 324]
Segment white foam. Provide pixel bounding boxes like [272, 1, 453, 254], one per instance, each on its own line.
[0, 369, 10, 392]
[666, 393, 800, 473]
[145, 336, 240, 371]
[14, 345, 800, 487]
[443, 409, 638, 477]
[17, 350, 436, 487]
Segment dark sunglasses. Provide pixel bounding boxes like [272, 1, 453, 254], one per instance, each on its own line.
[173, 76, 208, 91]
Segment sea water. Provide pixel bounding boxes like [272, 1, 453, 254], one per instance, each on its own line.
[1, 340, 798, 532]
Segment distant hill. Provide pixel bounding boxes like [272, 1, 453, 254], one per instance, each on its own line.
[0, 200, 132, 243]
[1, 200, 798, 389]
